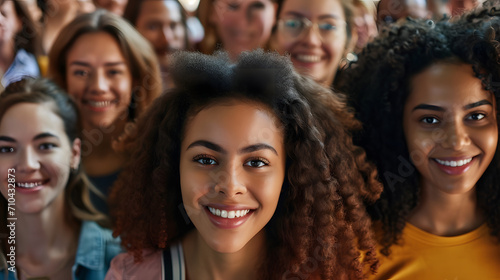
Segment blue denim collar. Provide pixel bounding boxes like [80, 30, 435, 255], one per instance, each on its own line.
[73, 221, 106, 271]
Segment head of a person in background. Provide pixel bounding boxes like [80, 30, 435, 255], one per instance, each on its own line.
[0, 77, 106, 227]
[377, 0, 432, 27]
[123, 0, 188, 74]
[109, 50, 382, 279]
[0, 0, 40, 59]
[93, 0, 127, 15]
[352, 0, 378, 53]
[272, 0, 355, 88]
[198, 0, 278, 60]
[0, 0, 41, 87]
[48, 9, 161, 137]
[344, 7, 500, 255]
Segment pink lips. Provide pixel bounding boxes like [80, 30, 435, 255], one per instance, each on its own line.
[432, 157, 476, 175]
[15, 180, 49, 194]
[204, 205, 254, 229]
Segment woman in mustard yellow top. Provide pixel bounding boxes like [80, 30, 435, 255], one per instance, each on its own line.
[343, 1, 500, 279]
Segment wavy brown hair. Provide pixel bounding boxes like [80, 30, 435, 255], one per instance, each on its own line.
[343, 2, 500, 256]
[110, 50, 382, 279]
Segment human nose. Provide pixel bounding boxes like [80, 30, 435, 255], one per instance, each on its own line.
[300, 22, 322, 46]
[159, 26, 174, 48]
[17, 147, 40, 173]
[441, 121, 471, 151]
[214, 163, 247, 198]
[88, 70, 108, 94]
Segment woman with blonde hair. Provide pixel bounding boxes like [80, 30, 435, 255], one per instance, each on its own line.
[49, 9, 162, 214]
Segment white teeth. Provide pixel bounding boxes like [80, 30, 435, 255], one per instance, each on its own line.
[435, 158, 473, 167]
[208, 207, 251, 219]
[87, 100, 114, 107]
[296, 54, 321, 63]
[16, 181, 43, 188]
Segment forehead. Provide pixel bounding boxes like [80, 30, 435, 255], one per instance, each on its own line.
[0, 102, 66, 138]
[280, 0, 345, 19]
[406, 62, 493, 109]
[66, 32, 126, 64]
[182, 100, 283, 149]
[138, 0, 183, 21]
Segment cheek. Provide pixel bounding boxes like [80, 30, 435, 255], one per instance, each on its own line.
[117, 78, 133, 101]
[477, 127, 499, 159]
[405, 130, 436, 167]
[180, 165, 212, 207]
[328, 36, 348, 59]
[276, 33, 294, 54]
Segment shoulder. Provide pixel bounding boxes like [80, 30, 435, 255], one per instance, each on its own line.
[105, 250, 163, 280]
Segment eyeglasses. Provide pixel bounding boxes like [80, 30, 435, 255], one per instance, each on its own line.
[277, 17, 346, 41]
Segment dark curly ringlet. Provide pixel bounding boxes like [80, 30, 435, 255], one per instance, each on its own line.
[110, 50, 382, 279]
[343, 1, 500, 256]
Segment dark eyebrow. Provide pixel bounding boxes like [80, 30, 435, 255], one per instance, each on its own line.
[284, 11, 341, 20]
[0, 136, 15, 142]
[464, 99, 492, 110]
[186, 140, 278, 155]
[412, 104, 445, 112]
[0, 133, 58, 142]
[240, 143, 278, 156]
[69, 61, 126, 67]
[187, 140, 225, 153]
[34, 133, 59, 141]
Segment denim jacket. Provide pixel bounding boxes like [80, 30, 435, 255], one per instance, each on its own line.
[1, 221, 122, 280]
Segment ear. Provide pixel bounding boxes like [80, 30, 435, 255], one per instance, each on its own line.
[70, 138, 82, 170]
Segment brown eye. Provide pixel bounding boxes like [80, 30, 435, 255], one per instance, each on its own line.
[244, 158, 269, 168]
[421, 117, 439, 124]
[468, 113, 485, 121]
[193, 154, 218, 165]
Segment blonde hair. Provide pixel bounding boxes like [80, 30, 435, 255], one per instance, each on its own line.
[48, 9, 162, 119]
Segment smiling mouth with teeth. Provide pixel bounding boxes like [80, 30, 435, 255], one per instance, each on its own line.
[16, 181, 44, 189]
[434, 158, 473, 167]
[85, 100, 117, 108]
[295, 54, 322, 63]
[207, 207, 252, 219]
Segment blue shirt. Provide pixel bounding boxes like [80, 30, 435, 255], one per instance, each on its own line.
[1, 221, 122, 280]
[1, 49, 40, 88]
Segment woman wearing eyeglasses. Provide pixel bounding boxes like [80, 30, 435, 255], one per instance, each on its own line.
[271, 0, 356, 88]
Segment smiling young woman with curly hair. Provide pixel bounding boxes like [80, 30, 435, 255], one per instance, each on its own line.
[343, 1, 500, 279]
[105, 50, 382, 280]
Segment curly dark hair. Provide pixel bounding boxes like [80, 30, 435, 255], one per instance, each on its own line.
[342, 2, 500, 256]
[109, 50, 382, 279]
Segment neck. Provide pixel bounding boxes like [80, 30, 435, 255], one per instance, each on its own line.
[408, 181, 484, 236]
[183, 230, 265, 280]
[0, 43, 16, 73]
[81, 118, 127, 176]
[16, 193, 80, 272]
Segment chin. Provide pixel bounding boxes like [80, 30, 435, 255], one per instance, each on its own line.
[205, 238, 247, 254]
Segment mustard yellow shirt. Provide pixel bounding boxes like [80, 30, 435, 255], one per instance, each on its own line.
[371, 223, 500, 280]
